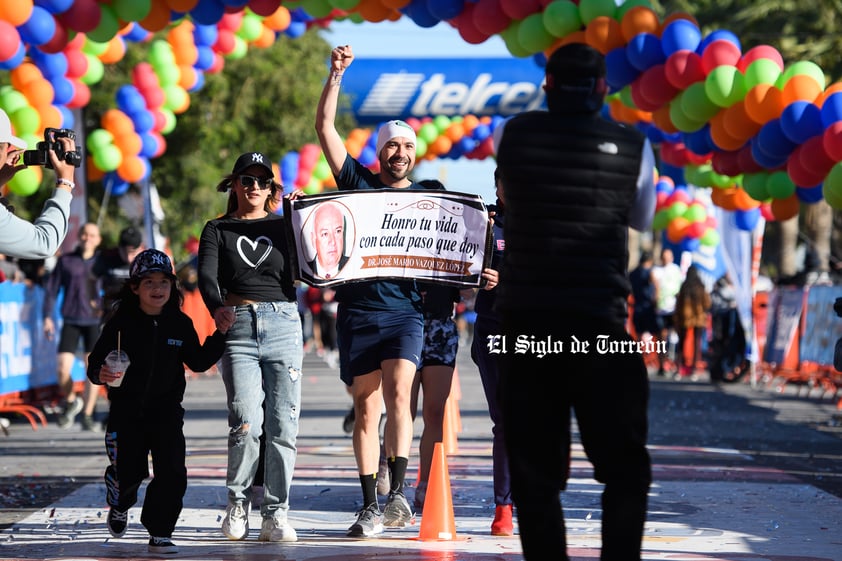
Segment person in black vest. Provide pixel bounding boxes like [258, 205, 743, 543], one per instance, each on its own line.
[495, 43, 656, 561]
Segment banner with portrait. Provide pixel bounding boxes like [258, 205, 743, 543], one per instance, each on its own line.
[284, 190, 491, 288]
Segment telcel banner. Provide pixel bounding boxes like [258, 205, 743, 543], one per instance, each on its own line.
[285, 190, 491, 288]
[343, 59, 546, 124]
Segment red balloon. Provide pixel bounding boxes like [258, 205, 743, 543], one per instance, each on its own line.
[660, 142, 690, 167]
[799, 135, 835, 178]
[473, 0, 510, 35]
[67, 80, 90, 108]
[214, 29, 236, 54]
[629, 78, 662, 112]
[736, 144, 765, 174]
[664, 50, 706, 90]
[701, 39, 741, 73]
[454, 4, 490, 45]
[64, 48, 87, 78]
[248, 0, 282, 17]
[499, 0, 542, 20]
[711, 150, 741, 176]
[38, 18, 69, 54]
[822, 121, 842, 162]
[737, 45, 784, 73]
[58, 0, 101, 34]
[786, 145, 824, 188]
[637, 64, 680, 108]
[218, 12, 243, 32]
[0, 21, 20, 61]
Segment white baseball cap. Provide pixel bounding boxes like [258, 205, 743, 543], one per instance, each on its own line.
[375, 120, 416, 157]
[0, 108, 26, 150]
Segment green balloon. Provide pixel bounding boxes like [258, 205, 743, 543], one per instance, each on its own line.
[159, 108, 177, 135]
[822, 165, 842, 209]
[518, 13, 555, 53]
[112, 0, 151, 22]
[433, 115, 451, 133]
[239, 14, 264, 42]
[578, 0, 616, 24]
[543, 0, 583, 38]
[156, 64, 181, 88]
[684, 203, 707, 223]
[82, 38, 109, 57]
[87, 5, 120, 43]
[86, 128, 114, 152]
[700, 228, 720, 247]
[742, 172, 770, 202]
[80, 55, 104, 86]
[651, 208, 670, 231]
[163, 85, 188, 111]
[8, 166, 40, 196]
[150, 40, 176, 69]
[618, 86, 635, 108]
[0, 86, 30, 115]
[665, 201, 688, 219]
[415, 137, 427, 159]
[766, 171, 795, 199]
[744, 59, 781, 89]
[93, 144, 123, 173]
[705, 66, 746, 108]
[683, 164, 702, 186]
[418, 123, 438, 144]
[331, 0, 360, 9]
[669, 95, 706, 133]
[681, 82, 720, 123]
[302, 0, 333, 18]
[779, 60, 826, 89]
[11, 106, 40, 136]
[500, 21, 531, 59]
[226, 36, 248, 60]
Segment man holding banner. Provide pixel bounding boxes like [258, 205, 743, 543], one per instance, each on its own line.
[315, 43, 426, 537]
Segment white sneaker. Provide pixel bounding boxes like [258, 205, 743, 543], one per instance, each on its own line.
[221, 501, 249, 540]
[258, 516, 298, 542]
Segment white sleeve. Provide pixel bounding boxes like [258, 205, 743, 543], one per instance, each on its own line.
[0, 188, 71, 259]
[629, 138, 656, 232]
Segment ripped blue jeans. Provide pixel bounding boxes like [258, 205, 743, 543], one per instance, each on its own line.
[220, 301, 303, 519]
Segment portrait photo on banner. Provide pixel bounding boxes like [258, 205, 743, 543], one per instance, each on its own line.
[284, 190, 492, 288]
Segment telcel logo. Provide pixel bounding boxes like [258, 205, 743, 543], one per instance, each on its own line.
[349, 60, 547, 123]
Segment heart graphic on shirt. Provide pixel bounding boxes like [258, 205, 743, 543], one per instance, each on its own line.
[237, 235, 272, 268]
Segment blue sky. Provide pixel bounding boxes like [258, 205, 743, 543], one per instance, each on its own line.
[318, 18, 515, 203]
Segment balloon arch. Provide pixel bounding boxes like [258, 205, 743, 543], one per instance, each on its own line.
[2, 0, 842, 251]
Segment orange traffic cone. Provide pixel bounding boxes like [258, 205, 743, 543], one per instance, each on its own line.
[442, 394, 459, 455]
[418, 442, 457, 540]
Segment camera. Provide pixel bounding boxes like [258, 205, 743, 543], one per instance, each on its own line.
[22, 128, 82, 169]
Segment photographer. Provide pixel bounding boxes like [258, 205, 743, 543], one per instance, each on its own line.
[1, 109, 80, 259]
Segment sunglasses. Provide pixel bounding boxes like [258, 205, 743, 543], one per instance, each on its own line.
[238, 175, 272, 189]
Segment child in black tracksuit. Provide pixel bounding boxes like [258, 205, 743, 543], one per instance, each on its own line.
[87, 249, 229, 555]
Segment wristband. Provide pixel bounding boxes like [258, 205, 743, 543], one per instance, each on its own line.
[330, 71, 343, 84]
[56, 178, 75, 190]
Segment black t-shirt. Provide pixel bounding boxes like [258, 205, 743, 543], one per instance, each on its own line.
[333, 154, 423, 313]
[198, 213, 296, 314]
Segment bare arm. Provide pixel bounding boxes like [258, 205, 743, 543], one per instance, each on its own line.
[315, 44, 354, 176]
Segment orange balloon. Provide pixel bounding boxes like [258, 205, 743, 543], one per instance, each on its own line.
[744, 84, 784, 125]
[817, 82, 842, 106]
[461, 114, 480, 133]
[667, 217, 690, 243]
[585, 16, 625, 54]
[114, 132, 143, 156]
[711, 187, 738, 210]
[428, 135, 452, 156]
[101, 109, 134, 135]
[166, 0, 200, 11]
[168, 21, 194, 47]
[381, 0, 411, 8]
[770, 195, 800, 220]
[356, 0, 397, 23]
[21, 78, 54, 108]
[253, 26, 275, 49]
[99, 36, 127, 65]
[87, 156, 105, 182]
[178, 65, 197, 89]
[36, 104, 62, 130]
[118, 155, 146, 183]
[781, 74, 823, 106]
[555, 31, 586, 51]
[0, 0, 34, 26]
[263, 7, 291, 31]
[721, 100, 761, 142]
[621, 6, 660, 41]
[445, 122, 465, 142]
[651, 104, 678, 134]
[10, 62, 43, 91]
[140, 0, 171, 32]
[732, 187, 760, 210]
[709, 110, 745, 152]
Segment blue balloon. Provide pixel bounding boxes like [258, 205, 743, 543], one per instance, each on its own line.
[532, 52, 546, 68]
[129, 110, 155, 134]
[284, 21, 307, 38]
[359, 145, 377, 167]
[458, 137, 476, 153]
[780, 101, 823, 145]
[105, 172, 131, 196]
[0, 43, 26, 70]
[625, 33, 665, 72]
[605, 47, 639, 90]
[34, 0, 74, 14]
[193, 24, 218, 47]
[472, 123, 491, 141]
[402, 0, 440, 28]
[734, 207, 760, 231]
[427, 0, 463, 20]
[194, 45, 215, 70]
[681, 237, 701, 253]
[660, 19, 701, 56]
[123, 23, 151, 42]
[188, 71, 205, 93]
[51, 76, 74, 106]
[683, 125, 714, 156]
[290, 7, 313, 22]
[659, 161, 685, 185]
[697, 29, 741, 54]
[796, 185, 824, 203]
[30, 49, 67, 79]
[139, 132, 159, 158]
[116, 85, 146, 115]
[190, 0, 226, 26]
[755, 119, 797, 160]
[820, 92, 842, 127]
[280, 151, 299, 189]
[17, 6, 55, 46]
[58, 105, 74, 128]
[750, 136, 788, 169]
